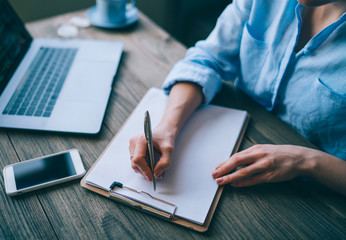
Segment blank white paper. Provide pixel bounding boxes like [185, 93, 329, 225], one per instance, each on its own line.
[86, 88, 248, 225]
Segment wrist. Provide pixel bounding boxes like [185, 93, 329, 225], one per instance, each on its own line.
[296, 147, 319, 177]
[156, 121, 179, 140]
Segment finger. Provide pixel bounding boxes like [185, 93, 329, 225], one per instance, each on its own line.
[129, 135, 147, 164]
[215, 162, 224, 170]
[154, 145, 173, 178]
[132, 166, 141, 174]
[129, 135, 143, 162]
[131, 137, 154, 181]
[128, 137, 135, 155]
[132, 156, 154, 181]
[213, 145, 260, 170]
[236, 145, 259, 155]
[215, 161, 267, 185]
[156, 171, 166, 180]
[212, 152, 260, 179]
[129, 134, 144, 154]
[231, 173, 268, 187]
[154, 160, 170, 179]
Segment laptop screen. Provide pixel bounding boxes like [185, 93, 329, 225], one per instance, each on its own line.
[0, 0, 32, 95]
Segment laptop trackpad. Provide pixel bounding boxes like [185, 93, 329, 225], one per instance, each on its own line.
[60, 60, 116, 103]
[48, 101, 107, 133]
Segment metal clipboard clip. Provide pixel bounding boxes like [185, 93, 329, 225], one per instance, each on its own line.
[109, 181, 177, 219]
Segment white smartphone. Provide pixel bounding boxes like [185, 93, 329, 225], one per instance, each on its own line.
[3, 149, 86, 196]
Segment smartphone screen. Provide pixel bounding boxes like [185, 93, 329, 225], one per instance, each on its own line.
[13, 153, 77, 190]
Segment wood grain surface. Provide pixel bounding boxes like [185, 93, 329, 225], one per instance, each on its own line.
[0, 9, 345, 240]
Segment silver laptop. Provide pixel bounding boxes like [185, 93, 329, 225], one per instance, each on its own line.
[0, 0, 123, 134]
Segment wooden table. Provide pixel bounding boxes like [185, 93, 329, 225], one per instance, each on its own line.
[1, 10, 345, 240]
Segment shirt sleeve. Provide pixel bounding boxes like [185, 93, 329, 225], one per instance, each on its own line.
[162, 0, 253, 103]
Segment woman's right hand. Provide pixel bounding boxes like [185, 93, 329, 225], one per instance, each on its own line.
[129, 82, 204, 182]
[129, 124, 176, 181]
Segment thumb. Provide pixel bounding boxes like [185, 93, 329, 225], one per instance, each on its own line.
[154, 145, 173, 178]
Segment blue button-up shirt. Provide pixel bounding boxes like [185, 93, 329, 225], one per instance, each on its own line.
[162, 0, 346, 159]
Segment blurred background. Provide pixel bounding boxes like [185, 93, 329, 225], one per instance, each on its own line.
[8, 0, 231, 47]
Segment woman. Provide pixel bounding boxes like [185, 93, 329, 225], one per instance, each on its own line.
[129, 0, 346, 195]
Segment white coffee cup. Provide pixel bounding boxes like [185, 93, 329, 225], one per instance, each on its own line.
[88, 0, 138, 28]
[96, 0, 136, 23]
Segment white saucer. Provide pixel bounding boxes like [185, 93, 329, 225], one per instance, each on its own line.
[87, 4, 139, 29]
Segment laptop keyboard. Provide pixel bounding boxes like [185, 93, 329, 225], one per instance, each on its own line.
[2, 47, 78, 117]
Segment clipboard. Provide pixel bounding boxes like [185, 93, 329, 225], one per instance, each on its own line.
[81, 88, 249, 232]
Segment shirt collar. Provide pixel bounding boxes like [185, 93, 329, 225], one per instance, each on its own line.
[294, 2, 346, 53]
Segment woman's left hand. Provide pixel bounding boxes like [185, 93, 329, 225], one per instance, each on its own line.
[212, 144, 313, 187]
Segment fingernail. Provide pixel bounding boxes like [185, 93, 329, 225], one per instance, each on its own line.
[156, 175, 162, 180]
[155, 175, 162, 180]
[216, 177, 223, 185]
[212, 170, 218, 178]
[154, 171, 161, 179]
[215, 163, 222, 169]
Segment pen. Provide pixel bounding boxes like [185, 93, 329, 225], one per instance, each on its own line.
[144, 111, 156, 191]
